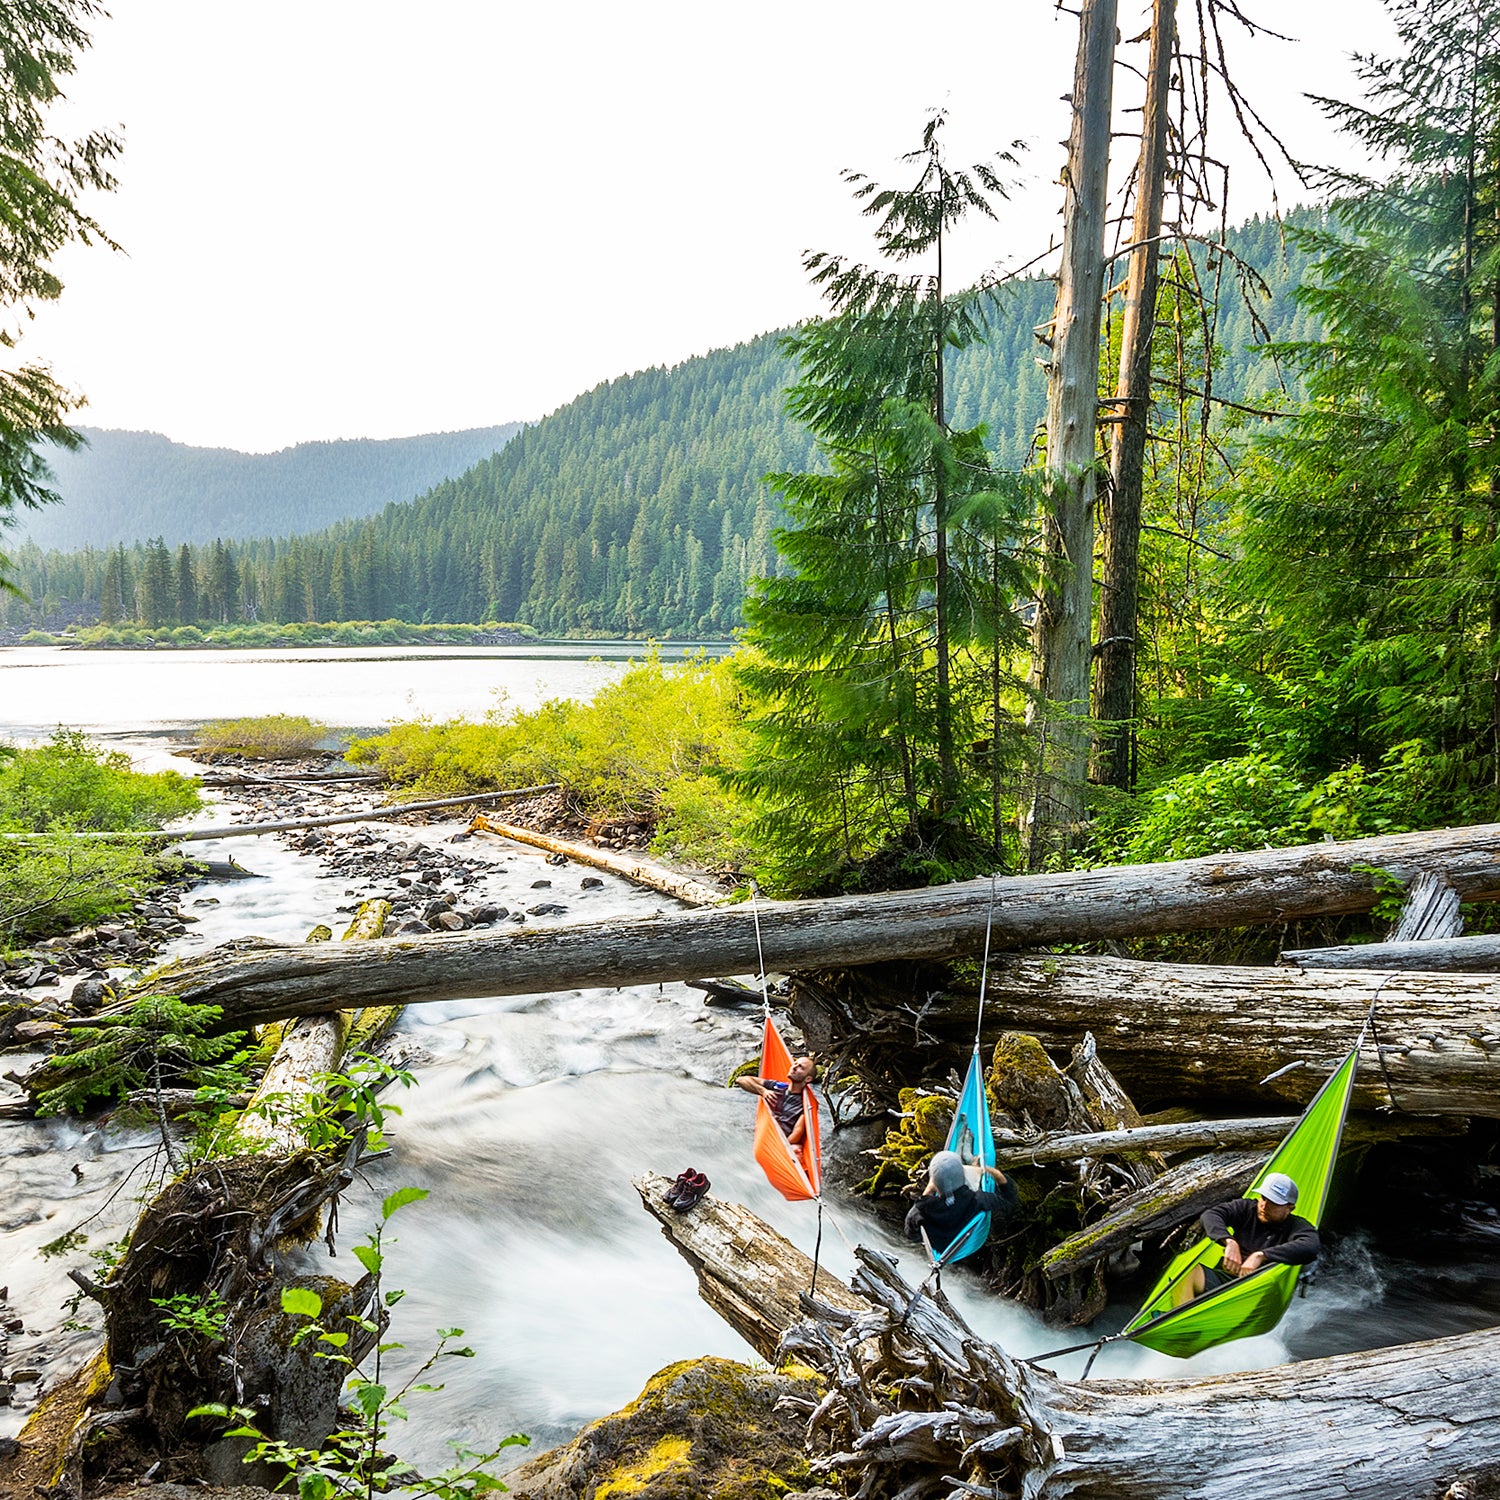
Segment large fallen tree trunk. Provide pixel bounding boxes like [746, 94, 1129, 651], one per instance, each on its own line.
[640, 1182, 1500, 1500]
[794, 952, 1500, 1117]
[99, 821, 1500, 1033]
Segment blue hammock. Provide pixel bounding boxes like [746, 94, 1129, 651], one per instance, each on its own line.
[921, 1045, 998, 1269]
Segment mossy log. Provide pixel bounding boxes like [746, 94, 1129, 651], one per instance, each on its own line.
[795, 952, 1500, 1118]
[640, 1184, 1500, 1500]
[88, 821, 1500, 1030]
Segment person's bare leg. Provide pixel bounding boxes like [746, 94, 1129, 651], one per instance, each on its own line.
[1172, 1264, 1206, 1308]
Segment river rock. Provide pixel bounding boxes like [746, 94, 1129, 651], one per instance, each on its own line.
[504, 1357, 822, 1500]
[580, 877, 604, 889]
[434, 911, 467, 932]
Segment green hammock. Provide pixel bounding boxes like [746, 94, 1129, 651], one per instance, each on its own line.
[1119, 1045, 1360, 1360]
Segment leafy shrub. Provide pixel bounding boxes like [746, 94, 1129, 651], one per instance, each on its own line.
[0, 835, 180, 945]
[197, 714, 334, 759]
[348, 652, 754, 840]
[1109, 741, 1432, 864]
[0, 729, 202, 832]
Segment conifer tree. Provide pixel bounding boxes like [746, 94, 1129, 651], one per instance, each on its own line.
[740, 114, 1032, 891]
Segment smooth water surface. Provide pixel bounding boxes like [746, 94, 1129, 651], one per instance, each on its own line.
[0, 641, 725, 741]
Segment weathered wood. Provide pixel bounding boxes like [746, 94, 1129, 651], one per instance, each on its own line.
[1040, 1149, 1265, 1278]
[1, 784, 563, 842]
[469, 813, 722, 906]
[1063, 1032, 1164, 1188]
[238, 901, 391, 1151]
[1024, 0, 1119, 865]
[1280, 932, 1500, 971]
[1389, 870, 1464, 942]
[197, 770, 385, 788]
[643, 1184, 1500, 1500]
[859, 952, 1500, 1118]
[634, 1171, 861, 1360]
[98, 823, 1500, 1034]
[994, 1116, 1299, 1167]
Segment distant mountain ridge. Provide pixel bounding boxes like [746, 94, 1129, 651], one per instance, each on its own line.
[13, 423, 525, 549]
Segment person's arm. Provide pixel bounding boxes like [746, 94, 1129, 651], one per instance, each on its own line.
[736, 1075, 772, 1101]
[788, 1112, 807, 1148]
[977, 1168, 1020, 1219]
[903, 1201, 924, 1241]
[1260, 1218, 1321, 1268]
[1200, 1199, 1246, 1271]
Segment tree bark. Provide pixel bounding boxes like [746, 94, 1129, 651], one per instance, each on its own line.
[641, 1185, 1500, 1500]
[826, 951, 1500, 1117]
[634, 1172, 861, 1361]
[468, 814, 723, 906]
[1024, 0, 1119, 868]
[1095, 0, 1176, 792]
[98, 822, 1500, 1032]
[1280, 932, 1500, 971]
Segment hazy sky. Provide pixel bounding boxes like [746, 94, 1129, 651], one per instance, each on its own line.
[18, 0, 1394, 453]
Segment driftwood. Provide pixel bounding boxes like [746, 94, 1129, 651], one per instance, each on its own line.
[197, 770, 385, 788]
[1, 784, 563, 843]
[1280, 932, 1500, 971]
[795, 951, 1500, 1118]
[1389, 870, 1464, 942]
[993, 1115, 1299, 1166]
[1040, 1148, 1264, 1277]
[92, 822, 1500, 1034]
[641, 1183, 1500, 1500]
[468, 813, 723, 905]
[634, 1172, 860, 1357]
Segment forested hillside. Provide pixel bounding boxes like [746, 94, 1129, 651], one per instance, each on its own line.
[3, 216, 1317, 637]
[11, 423, 524, 549]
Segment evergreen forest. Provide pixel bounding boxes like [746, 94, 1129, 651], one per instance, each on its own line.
[2, 215, 1313, 639]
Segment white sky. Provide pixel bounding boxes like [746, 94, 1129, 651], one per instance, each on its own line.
[19, 0, 1395, 453]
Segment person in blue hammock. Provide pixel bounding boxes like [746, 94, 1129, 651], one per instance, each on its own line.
[904, 1150, 1019, 1256]
[1174, 1172, 1321, 1305]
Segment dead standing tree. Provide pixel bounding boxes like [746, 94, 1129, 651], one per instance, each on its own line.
[1023, 0, 1118, 869]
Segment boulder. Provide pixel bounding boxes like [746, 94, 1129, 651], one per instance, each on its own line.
[504, 1357, 822, 1500]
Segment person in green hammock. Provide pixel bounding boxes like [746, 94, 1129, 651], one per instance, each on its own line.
[1173, 1172, 1321, 1306]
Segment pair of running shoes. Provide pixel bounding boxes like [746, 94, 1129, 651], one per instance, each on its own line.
[665, 1168, 710, 1211]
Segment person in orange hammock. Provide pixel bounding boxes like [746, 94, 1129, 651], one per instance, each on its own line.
[737, 1054, 817, 1147]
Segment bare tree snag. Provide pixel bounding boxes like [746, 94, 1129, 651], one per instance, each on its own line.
[1024, 0, 1119, 867]
[1095, 0, 1176, 793]
[101, 823, 1500, 1032]
[640, 1185, 1500, 1500]
[1389, 870, 1464, 941]
[468, 814, 723, 906]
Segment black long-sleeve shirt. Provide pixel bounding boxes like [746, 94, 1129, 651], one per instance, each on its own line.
[1200, 1198, 1320, 1266]
[904, 1177, 1020, 1255]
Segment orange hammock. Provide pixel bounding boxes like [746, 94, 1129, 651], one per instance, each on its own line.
[752, 1013, 822, 1201]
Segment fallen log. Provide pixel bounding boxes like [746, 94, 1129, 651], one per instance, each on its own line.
[0, 784, 563, 842]
[1389, 870, 1464, 941]
[1280, 932, 1500, 971]
[94, 822, 1500, 1036]
[634, 1172, 861, 1358]
[197, 770, 386, 788]
[994, 1115, 1299, 1166]
[1040, 1148, 1264, 1278]
[468, 813, 723, 906]
[641, 1181, 1500, 1500]
[797, 952, 1500, 1118]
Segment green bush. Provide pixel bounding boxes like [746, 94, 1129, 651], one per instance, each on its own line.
[0, 836, 179, 945]
[0, 730, 202, 833]
[196, 714, 334, 760]
[349, 652, 758, 866]
[1110, 741, 1432, 864]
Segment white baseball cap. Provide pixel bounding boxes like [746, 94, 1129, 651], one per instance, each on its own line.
[1258, 1172, 1299, 1206]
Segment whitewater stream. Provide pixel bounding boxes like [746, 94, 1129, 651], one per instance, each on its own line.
[2, 644, 1498, 1469]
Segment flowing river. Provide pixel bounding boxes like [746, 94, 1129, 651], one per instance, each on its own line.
[2, 644, 1498, 1467]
